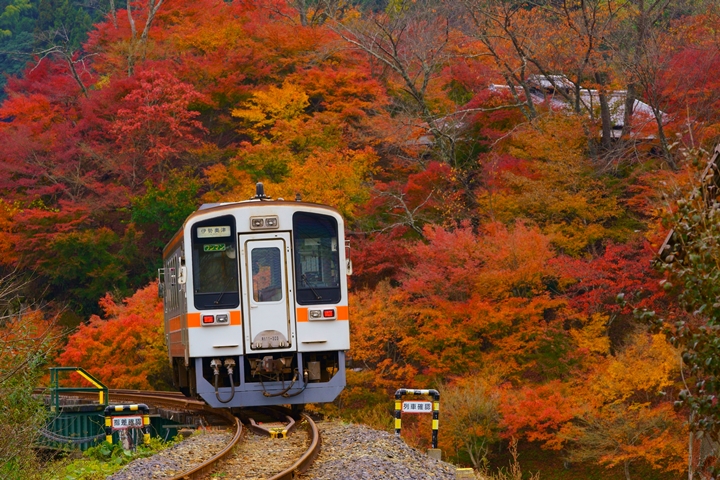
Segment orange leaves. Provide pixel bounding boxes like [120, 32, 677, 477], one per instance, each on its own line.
[54, 282, 170, 390]
[0, 93, 64, 134]
[558, 402, 687, 474]
[499, 381, 581, 446]
[352, 222, 572, 379]
[0, 200, 20, 266]
[475, 222, 556, 300]
[231, 81, 310, 141]
[349, 282, 419, 386]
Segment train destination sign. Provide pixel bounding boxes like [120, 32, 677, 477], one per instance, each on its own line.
[402, 401, 433, 413]
[197, 226, 231, 238]
[111, 415, 144, 430]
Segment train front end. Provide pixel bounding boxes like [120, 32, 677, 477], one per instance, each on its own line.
[161, 192, 350, 408]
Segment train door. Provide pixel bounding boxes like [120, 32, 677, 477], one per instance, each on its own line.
[240, 232, 296, 351]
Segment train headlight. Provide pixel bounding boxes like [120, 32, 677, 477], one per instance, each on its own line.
[308, 308, 336, 320]
[250, 216, 279, 230]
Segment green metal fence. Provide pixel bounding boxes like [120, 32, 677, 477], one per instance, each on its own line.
[38, 367, 184, 451]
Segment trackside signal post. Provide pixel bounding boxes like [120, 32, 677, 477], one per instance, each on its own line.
[104, 404, 151, 448]
[394, 388, 440, 459]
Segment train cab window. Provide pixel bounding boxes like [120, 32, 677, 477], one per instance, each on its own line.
[293, 212, 341, 305]
[251, 247, 283, 302]
[192, 215, 240, 309]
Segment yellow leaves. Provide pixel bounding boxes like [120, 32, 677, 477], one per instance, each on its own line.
[438, 376, 502, 465]
[589, 331, 680, 404]
[271, 147, 377, 219]
[206, 144, 376, 220]
[202, 162, 254, 201]
[232, 81, 309, 141]
[481, 113, 626, 255]
[94, 74, 111, 90]
[569, 312, 611, 356]
[508, 114, 587, 164]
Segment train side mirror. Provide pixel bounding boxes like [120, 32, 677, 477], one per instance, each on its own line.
[178, 266, 187, 285]
[346, 259, 353, 276]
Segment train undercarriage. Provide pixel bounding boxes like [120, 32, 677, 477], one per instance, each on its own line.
[172, 351, 346, 408]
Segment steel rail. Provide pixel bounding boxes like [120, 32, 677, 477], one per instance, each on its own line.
[268, 412, 321, 480]
[45, 389, 321, 479]
[98, 390, 245, 480]
[168, 414, 243, 480]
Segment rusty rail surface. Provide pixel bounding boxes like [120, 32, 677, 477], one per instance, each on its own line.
[269, 412, 321, 480]
[168, 413, 242, 480]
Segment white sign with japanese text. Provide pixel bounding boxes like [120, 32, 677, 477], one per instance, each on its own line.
[401, 401, 433, 413]
[111, 415, 144, 430]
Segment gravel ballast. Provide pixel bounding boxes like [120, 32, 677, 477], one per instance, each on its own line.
[104, 420, 464, 479]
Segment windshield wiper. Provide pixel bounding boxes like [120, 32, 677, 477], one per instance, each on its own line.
[301, 274, 322, 300]
[214, 291, 227, 305]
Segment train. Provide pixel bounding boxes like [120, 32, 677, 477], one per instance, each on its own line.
[158, 184, 350, 408]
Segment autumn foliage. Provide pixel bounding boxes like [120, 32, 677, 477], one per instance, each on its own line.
[2, 0, 718, 477]
[55, 282, 170, 390]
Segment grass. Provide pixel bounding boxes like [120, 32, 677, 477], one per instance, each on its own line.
[486, 441, 680, 480]
[41, 435, 180, 480]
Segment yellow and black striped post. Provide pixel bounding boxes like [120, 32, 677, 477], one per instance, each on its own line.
[104, 404, 151, 445]
[394, 388, 440, 449]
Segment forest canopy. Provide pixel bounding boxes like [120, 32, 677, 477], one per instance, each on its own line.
[1, 0, 720, 478]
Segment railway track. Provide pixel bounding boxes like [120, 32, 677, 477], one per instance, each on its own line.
[44, 389, 321, 479]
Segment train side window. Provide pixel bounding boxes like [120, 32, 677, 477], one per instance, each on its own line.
[192, 215, 240, 309]
[293, 212, 341, 305]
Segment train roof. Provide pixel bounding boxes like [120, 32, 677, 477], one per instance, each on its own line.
[162, 196, 343, 255]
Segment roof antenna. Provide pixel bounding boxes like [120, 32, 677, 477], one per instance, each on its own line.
[295, 192, 302, 202]
[253, 182, 270, 200]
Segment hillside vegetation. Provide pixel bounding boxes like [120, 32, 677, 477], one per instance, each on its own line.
[1, 1, 720, 478]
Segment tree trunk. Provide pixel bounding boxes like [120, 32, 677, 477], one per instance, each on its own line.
[595, 73, 613, 150]
[621, 83, 636, 140]
[624, 459, 631, 480]
[689, 429, 694, 480]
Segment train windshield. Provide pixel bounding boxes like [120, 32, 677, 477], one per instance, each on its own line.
[192, 215, 240, 309]
[293, 212, 341, 305]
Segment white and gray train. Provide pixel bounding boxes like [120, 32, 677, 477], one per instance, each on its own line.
[159, 184, 350, 408]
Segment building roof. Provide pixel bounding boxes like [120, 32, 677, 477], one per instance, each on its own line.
[489, 74, 663, 139]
